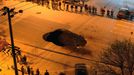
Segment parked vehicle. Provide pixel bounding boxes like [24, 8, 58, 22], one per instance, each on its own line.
[117, 8, 134, 20]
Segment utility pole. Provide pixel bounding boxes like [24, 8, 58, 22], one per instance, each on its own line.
[5, 7, 19, 75]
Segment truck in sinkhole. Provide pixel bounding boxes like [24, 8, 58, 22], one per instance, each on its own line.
[43, 29, 87, 48]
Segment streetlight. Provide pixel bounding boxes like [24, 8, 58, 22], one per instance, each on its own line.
[3, 7, 20, 75]
[1, 7, 23, 75]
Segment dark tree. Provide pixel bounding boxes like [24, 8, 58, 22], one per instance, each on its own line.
[101, 40, 134, 75]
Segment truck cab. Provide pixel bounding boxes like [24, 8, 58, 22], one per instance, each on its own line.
[117, 8, 134, 20]
[43, 29, 87, 48]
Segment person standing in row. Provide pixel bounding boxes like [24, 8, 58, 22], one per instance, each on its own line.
[51, 0, 54, 10]
[88, 5, 91, 14]
[27, 66, 31, 75]
[84, 4, 88, 13]
[58, 1, 62, 10]
[100, 7, 105, 16]
[91, 6, 95, 14]
[66, 4, 69, 11]
[80, 5, 83, 13]
[130, 13, 134, 21]
[31, 0, 36, 3]
[46, 0, 50, 9]
[21, 55, 27, 64]
[44, 70, 49, 75]
[94, 7, 97, 15]
[31, 68, 34, 75]
[37, 0, 40, 5]
[36, 68, 40, 75]
[41, 0, 45, 6]
[107, 9, 110, 17]
[62, 1, 66, 10]
[70, 4, 74, 12]
[110, 9, 114, 18]
[21, 66, 25, 75]
[75, 5, 78, 13]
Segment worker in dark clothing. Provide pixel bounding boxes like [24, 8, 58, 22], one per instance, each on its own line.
[46, 1, 50, 9]
[41, 0, 45, 6]
[110, 9, 114, 18]
[37, 0, 40, 5]
[66, 4, 69, 11]
[16, 49, 21, 56]
[0, 68, 2, 72]
[31, 68, 34, 75]
[27, 66, 31, 75]
[130, 14, 134, 21]
[51, 0, 54, 10]
[92, 6, 95, 14]
[44, 70, 49, 75]
[131, 32, 133, 35]
[62, 1, 65, 10]
[107, 9, 110, 17]
[80, 5, 83, 13]
[22, 55, 27, 64]
[100, 7, 105, 16]
[88, 5, 91, 14]
[75, 5, 78, 13]
[21, 66, 25, 75]
[31, 0, 35, 3]
[58, 1, 62, 10]
[94, 7, 97, 15]
[84, 4, 88, 12]
[36, 68, 40, 75]
[70, 4, 74, 12]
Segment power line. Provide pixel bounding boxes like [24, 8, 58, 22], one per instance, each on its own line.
[0, 4, 38, 24]
[15, 40, 99, 63]
[6, 1, 25, 7]
[0, 2, 27, 23]
[21, 50, 73, 68]
[15, 40, 123, 69]
[11, 2, 32, 10]
[104, 0, 112, 7]
[0, 1, 25, 11]
[22, 4, 37, 11]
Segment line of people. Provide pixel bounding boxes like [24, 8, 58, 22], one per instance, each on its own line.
[20, 65, 47, 75]
[26, 0, 115, 18]
[20, 65, 66, 75]
[26, 0, 50, 8]
[64, 3, 115, 18]
[25, 0, 134, 21]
